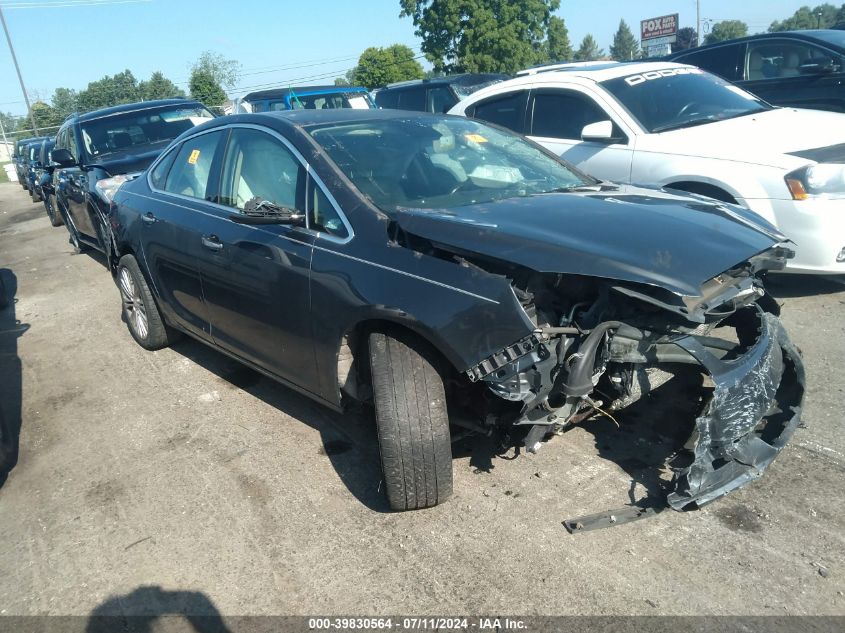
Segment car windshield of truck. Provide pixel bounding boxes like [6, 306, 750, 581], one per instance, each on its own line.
[80, 105, 214, 160]
[307, 116, 594, 211]
[601, 67, 771, 133]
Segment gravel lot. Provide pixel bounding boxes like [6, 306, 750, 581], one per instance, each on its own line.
[0, 181, 843, 617]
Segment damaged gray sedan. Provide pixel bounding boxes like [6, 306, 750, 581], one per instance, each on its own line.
[109, 110, 804, 514]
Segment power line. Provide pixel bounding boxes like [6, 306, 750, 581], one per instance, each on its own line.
[0, 0, 151, 9]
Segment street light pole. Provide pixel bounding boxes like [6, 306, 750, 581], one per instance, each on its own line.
[0, 6, 40, 136]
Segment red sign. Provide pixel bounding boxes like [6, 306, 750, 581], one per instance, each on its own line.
[640, 14, 679, 41]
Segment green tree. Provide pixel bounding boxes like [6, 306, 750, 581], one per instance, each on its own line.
[610, 19, 638, 60]
[351, 44, 424, 90]
[574, 34, 603, 61]
[189, 69, 228, 109]
[769, 3, 844, 31]
[544, 15, 572, 62]
[77, 70, 140, 112]
[400, 0, 561, 74]
[334, 76, 350, 86]
[704, 20, 748, 44]
[50, 87, 78, 120]
[671, 26, 698, 52]
[31, 101, 60, 131]
[191, 51, 240, 91]
[139, 71, 185, 101]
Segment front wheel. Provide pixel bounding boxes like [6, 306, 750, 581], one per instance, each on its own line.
[44, 195, 63, 227]
[368, 331, 453, 510]
[116, 254, 178, 350]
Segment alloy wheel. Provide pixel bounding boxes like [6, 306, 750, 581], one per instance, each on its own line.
[118, 266, 149, 340]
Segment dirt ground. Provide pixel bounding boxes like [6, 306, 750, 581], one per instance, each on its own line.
[0, 181, 843, 617]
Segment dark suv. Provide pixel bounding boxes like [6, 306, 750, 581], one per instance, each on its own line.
[666, 30, 845, 112]
[233, 85, 375, 113]
[13, 136, 50, 191]
[51, 98, 215, 253]
[373, 74, 508, 113]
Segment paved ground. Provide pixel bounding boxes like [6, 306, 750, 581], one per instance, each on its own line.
[0, 181, 843, 617]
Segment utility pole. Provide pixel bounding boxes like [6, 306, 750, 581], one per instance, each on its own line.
[0, 115, 9, 163]
[696, 0, 702, 46]
[0, 6, 40, 136]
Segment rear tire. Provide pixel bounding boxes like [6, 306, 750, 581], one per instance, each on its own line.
[117, 254, 178, 350]
[368, 331, 453, 510]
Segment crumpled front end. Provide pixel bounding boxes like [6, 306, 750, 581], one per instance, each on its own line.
[667, 309, 805, 509]
[456, 244, 805, 512]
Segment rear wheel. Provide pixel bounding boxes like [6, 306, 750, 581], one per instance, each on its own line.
[117, 254, 177, 350]
[368, 331, 453, 510]
[30, 186, 42, 203]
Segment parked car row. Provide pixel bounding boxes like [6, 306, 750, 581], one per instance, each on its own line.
[7, 58, 811, 515]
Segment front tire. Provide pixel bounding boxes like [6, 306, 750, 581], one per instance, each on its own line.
[44, 195, 63, 227]
[368, 331, 453, 510]
[117, 254, 177, 350]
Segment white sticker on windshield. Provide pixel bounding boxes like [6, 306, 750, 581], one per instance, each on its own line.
[623, 67, 702, 86]
[347, 96, 370, 110]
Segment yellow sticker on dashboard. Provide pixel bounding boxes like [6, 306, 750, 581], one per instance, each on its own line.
[464, 133, 488, 143]
[187, 149, 201, 164]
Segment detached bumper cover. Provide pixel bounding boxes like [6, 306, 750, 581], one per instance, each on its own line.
[667, 311, 805, 509]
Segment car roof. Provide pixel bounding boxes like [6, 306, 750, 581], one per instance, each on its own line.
[380, 73, 508, 90]
[667, 29, 845, 55]
[75, 98, 200, 123]
[243, 85, 370, 101]
[482, 61, 693, 87]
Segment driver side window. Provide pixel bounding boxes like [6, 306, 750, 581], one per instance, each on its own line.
[530, 90, 622, 141]
[219, 128, 305, 213]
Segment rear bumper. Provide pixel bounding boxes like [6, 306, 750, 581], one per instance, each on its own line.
[667, 310, 805, 509]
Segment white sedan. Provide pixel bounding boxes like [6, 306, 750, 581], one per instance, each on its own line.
[449, 61, 845, 274]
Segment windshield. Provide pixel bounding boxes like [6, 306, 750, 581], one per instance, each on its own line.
[80, 105, 214, 160]
[601, 67, 770, 133]
[307, 116, 593, 212]
[452, 76, 507, 99]
[256, 91, 375, 112]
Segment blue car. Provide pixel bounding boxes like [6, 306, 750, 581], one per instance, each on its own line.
[231, 85, 376, 113]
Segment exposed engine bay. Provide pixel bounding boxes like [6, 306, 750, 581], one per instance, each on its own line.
[452, 244, 805, 511]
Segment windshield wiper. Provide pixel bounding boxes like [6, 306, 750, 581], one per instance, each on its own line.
[652, 117, 719, 133]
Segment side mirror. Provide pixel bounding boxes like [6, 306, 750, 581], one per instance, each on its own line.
[581, 120, 621, 143]
[51, 147, 77, 168]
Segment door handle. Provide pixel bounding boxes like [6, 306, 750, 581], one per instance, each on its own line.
[201, 235, 223, 251]
[141, 212, 157, 225]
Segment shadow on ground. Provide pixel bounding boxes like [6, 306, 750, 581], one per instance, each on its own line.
[169, 337, 391, 513]
[86, 586, 231, 633]
[0, 268, 28, 489]
[766, 274, 845, 299]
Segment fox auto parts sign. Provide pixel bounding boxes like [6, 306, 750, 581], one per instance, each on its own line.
[640, 13, 679, 42]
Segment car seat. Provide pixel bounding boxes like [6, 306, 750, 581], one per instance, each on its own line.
[748, 50, 765, 80]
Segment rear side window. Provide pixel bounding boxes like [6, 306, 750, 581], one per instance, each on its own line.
[530, 90, 610, 140]
[427, 86, 458, 113]
[397, 87, 426, 111]
[374, 90, 399, 109]
[164, 131, 224, 200]
[150, 145, 180, 190]
[746, 39, 844, 80]
[674, 44, 744, 81]
[470, 91, 528, 134]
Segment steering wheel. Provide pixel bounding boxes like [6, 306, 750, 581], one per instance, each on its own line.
[676, 102, 700, 119]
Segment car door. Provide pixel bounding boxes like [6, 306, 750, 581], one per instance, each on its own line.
[140, 129, 228, 340]
[62, 126, 96, 237]
[740, 38, 845, 112]
[525, 87, 635, 183]
[197, 125, 318, 389]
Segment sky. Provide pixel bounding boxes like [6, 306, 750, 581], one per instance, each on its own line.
[0, 0, 812, 117]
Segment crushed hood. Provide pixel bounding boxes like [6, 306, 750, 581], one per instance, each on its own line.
[394, 186, 786, 297]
